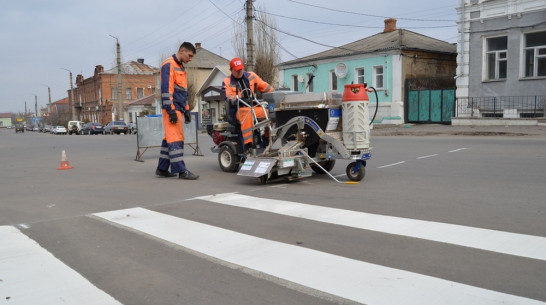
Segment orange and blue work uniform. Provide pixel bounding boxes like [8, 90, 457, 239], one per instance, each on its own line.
[222, 71, 274, 147]
[157, 54, 190, 174]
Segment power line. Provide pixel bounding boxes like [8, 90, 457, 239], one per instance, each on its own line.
[256, 9, 456, 29]
[287, 0, 457, 22]
[254, 18, 358, 54]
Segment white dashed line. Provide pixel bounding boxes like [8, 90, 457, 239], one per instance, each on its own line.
[377, 161, 405, 168]
[417, 154, 438, 159]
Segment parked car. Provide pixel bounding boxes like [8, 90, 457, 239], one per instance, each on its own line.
[51, 126, 67, 135]
[104, 121, 129, 135]
[42, 125, 52, 133]
[67, 120, 84, 135]
[15, 123, 24, 133]
[81, 122, 104, 135]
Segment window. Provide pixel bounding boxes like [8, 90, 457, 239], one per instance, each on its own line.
[330, 70, 337, 91]
[137, 88, 144, 99]
[306, 73, 314, 92]
[524, 31, 546, 77]
[373, 66, 384, 89]
[355, 67, 365, 84]
[111, 88, 117, 100]
[486, 36, 507, 80]
[125, 88, 132, 99]
[292, 75, 299, 91]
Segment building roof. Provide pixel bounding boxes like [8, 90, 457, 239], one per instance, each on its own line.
[279, 29, 457, 67]
[104, 60, 159, 75]
[127, 94, 155, 106]
[186, 44, 229, 69]
[0, 112, 12, 118]
[197, 65, 230, 95]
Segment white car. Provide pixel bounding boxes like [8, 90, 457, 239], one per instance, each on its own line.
[52, 126, 67, 135]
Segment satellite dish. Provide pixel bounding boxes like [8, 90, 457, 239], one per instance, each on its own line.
[297, 75, 304, 82]
[335, 62, 348, 78]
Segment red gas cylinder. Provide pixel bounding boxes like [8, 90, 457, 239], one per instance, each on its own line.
[341, 84, 371, 150]
[342, 84, 369, 102]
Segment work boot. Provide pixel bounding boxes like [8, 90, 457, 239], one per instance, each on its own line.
[180, 170, 199, 180]
[155, 169, 176, 178]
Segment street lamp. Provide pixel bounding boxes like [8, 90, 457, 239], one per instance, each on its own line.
[61, 68, 76, 121]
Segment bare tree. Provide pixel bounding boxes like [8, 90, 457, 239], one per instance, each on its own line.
[232, 4, 280, 89]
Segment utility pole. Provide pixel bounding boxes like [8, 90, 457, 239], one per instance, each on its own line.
[110, 35, 123, 121]
[34, 94, 38, 117]
[246, 0, 255, 72]
[42, 84, 52, 115]
[62, 68, 76, 121]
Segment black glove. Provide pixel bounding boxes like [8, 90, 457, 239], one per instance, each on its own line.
[168, 111, 178, 124]
[184, 111, 191, 123]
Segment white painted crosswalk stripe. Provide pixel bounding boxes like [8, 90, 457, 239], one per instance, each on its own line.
[94, 207, 545, 305]
[193, 193, 546, 261]
[0, 226, 122, 305]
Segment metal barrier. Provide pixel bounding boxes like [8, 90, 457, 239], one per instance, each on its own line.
[134, 113, 202, 162]
[456, 96, 546, 118]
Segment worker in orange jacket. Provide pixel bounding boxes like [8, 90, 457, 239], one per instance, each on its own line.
[222, 57, 274, 149]
[155, 42, 199, 180]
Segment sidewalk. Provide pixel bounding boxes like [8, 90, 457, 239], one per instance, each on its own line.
[371, 123, 546, 138]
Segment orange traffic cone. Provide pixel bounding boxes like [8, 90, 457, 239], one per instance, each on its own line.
[57, 150, 73, 170]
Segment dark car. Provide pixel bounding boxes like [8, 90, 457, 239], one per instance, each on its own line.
[104, 121, 129, 135]
[81, 122, 104, 135]
[15, 123, 24, 133]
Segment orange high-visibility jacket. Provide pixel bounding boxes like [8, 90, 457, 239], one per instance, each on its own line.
[161, 55, 190, 114]
[222, 72, 274, 145]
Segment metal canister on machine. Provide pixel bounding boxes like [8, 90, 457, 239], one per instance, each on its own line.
[341, 84, 370, 150]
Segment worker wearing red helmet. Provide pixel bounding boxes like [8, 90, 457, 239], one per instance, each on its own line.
[222, 57, 274, 148]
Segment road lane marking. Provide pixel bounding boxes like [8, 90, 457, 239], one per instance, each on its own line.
[0, 226, 122, 305]
[449, 147, 468, 152]
[194, 193, 546, 261]
[377, 161, 405, 168]
[94, 208, 545, 305]
[417, 154, 438, 159]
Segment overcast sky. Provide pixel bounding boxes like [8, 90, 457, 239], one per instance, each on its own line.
[0, 0, 458, 114]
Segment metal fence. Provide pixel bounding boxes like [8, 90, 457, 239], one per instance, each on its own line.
[455, 96, 546, 118]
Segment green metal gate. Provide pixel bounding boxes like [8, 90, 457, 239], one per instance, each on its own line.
[406, 77, 455, 124]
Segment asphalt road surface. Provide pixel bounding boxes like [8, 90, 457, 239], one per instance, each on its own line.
[1, 127, 545, 305]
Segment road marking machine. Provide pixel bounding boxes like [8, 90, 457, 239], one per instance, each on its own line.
[206, 84, 376, 184]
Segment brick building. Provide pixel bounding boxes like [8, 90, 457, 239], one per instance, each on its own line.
[73, 59, 159, 124]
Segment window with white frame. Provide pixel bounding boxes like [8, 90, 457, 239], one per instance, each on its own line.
[355, 67, 365, 84]
[137, 88, 144, 99]
[125, 88, 132, 99]
[330, 70, 337, 91]
[524, 31, 546, 77]
[485, 36, 507, 80]
[292, 75, 299, 91]
[373, 66, 384, 89]
[111, 88, 117, 100]
[306, 73, 314, 92]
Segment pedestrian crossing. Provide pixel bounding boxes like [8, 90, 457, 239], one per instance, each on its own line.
[2, 193, 545, 305]
[0, 226, 122, 305]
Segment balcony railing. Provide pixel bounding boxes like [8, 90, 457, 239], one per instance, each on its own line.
[455, 96, 546, 118]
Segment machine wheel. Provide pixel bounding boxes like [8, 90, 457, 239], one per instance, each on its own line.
[310, 160, 336, 174]
[218, 146, 240, 172]
[346, 162, 365, 181]
[258, 175, 268, 184]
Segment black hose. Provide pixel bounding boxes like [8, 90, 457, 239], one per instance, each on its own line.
[369, 87, 379, 126]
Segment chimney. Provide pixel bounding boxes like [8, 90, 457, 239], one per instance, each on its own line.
[195, 42, 201, 49]
[384, 18, 397, 33]
[137, 58, 144, 64]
